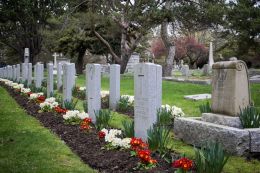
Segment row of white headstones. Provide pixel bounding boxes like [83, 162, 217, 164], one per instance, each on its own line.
[0, 62, 162, 140]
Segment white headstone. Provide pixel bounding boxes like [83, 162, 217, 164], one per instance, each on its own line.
[27, 63, 32, 85]
[208, 42, 214, 68]
[156, 64, 162, 110]
[24, 48, 29, 63]
[47, 63, 54, 97]
[109, 64, 120, 110]
[12, 65, 16, 81]
[7, 66, 12, 79]
[35, 63, 44, 88]
[52, 52, 59, 69]
[16, 64, 20, 82]
[0, 68, 2, 78]
[21, 63, 28, 82]
[57, 63, 62, 90]
[63, 63, 74, 103]
[71, 63, 76, 89]
[87, 64, 101, 123]
[126, 53, 140, 73]
[134, 63, 162, 140]
[4, 67, 7, 78]
[181, 65, 189, 77]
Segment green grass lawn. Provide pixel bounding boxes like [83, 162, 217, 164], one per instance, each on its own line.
[76, 74, 260, 116]
[0, 87, 96, 173]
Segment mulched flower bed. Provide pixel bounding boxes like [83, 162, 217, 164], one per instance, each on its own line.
[1, 83, 179, 173]
[116, 108, 134, 117]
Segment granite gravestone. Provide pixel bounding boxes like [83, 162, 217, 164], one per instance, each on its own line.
[211, 60, 250, 116]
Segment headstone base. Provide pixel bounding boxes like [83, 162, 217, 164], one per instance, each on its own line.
[201, 113, 242, 128]
[174, 117, 260, 155]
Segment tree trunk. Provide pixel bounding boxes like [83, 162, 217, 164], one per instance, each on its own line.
[161, 0, 175, 77]
[120, 51, 132, 74]
[76, 49, 86, 74]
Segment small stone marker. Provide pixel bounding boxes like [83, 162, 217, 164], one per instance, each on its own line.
[27, 63, 32, 85]
[57, 63, 62, 90]
[87, 64, 101, 123]
[184, 94, 211, 101]
[202, 64, 210, 75]
[21, 63, 28, 82]
[63, 63, 75, 103]
[24, 48, 29, 63]
[47, 63, 54, 97]
[181, 65, 189, 77]
[35, 63, 44, 88]
[109, 64, 120, 110]
[126, 53, 140, 73]
[16, 64, 20, 82]
[134, 63, 162, 140]
[211, 60, 250, 116]
[229, 57, 237, 61]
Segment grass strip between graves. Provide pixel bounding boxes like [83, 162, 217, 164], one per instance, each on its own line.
[0, 86, 96, 173]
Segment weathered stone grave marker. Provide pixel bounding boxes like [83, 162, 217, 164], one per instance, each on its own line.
[181, 65, 189, 77]
[174, 60, 259, 155]
[211, 60, 250, 116]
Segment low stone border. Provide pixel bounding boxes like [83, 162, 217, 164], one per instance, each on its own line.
[163, 77, 211, 85]
[174, 117, 260, 156]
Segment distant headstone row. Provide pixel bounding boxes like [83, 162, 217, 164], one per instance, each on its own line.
[0, 62, 163, 141]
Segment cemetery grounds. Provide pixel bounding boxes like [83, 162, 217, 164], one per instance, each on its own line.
[0, 74, 260, 173]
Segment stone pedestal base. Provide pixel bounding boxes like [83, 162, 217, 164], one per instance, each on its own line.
[174, 117, 260, 155]
[201, 113, 242, 128]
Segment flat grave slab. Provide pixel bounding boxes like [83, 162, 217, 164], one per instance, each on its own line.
[184, 93, 211, 101]
[250, 75, 260, 83]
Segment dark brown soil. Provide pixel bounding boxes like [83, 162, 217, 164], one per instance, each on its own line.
[1, 83, 179, 173]
[116, 108, 134, 117]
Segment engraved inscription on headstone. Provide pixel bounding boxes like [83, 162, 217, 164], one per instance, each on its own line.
[211, 60, 250, 116]
[134, 63, 162, 140]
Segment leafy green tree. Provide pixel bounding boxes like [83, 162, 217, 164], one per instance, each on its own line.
[160, 0, 226, 76]
[0, 0, 66, 63]
[225, 0, 260, 60]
